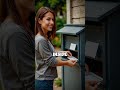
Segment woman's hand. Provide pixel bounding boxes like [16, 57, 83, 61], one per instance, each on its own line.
[66, 60, 77, 67]
[62, 51, 72, 56]
[58, 51, 72, 56]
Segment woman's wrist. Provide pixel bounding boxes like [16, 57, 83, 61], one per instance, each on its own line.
[56, 59, 68, 66]
[63, 60, 68, 66]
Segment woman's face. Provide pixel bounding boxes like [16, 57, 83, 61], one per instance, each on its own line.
[38, 12, 54, 32]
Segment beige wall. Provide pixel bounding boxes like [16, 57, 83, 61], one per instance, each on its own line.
[66, 0, 85, 24]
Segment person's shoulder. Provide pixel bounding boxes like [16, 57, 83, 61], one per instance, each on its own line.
[35, 34, 47, 42]
[35, 35, 49, 46]
[0, 20, 26, 36]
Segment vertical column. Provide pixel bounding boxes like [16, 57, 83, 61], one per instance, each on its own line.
[66, 0, 72, 24]
[71, 0, 85, 24]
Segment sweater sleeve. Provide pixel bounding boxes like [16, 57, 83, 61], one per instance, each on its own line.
[38, 38, 57, 67]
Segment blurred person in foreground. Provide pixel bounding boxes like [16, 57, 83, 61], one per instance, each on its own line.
[35, 7, 77, 90]
[0, 0, 35, 89]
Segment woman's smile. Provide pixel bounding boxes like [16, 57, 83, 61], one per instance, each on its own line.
[39, 12, 54, 32]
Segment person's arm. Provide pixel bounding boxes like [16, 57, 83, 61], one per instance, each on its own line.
[56, 59, 76, 67]
[37, 38, 77, 67]
[37, 38, 57, 67]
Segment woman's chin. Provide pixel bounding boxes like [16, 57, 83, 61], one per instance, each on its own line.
[48, 29, 52, 31]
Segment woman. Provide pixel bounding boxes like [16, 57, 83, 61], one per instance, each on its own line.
[0, 0, 35, 89]
[35, 7, 77, 90]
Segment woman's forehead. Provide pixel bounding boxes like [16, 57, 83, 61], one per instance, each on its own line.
[44, 12, 54, 18]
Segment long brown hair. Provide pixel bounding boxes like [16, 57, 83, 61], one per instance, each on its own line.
[35, 7, 56, 40]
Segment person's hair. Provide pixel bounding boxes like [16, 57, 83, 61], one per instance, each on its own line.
[0, 0, 34, 35]
[0, 0, 21, 24]
[0, 0, 8, 22]
[35, 7, 56, 40]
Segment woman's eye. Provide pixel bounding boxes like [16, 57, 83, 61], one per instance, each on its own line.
[47, 18, 50, 21]
[46, 18, 54, 22]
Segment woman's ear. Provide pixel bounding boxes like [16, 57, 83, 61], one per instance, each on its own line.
[38, 18, 42, 25]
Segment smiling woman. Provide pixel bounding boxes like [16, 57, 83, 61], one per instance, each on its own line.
[39, 12, 54, 32]
[35, 7, 77, 90]
[35, 7, 56, 40]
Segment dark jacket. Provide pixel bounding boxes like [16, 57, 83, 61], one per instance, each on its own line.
[0, 20, 35, 90]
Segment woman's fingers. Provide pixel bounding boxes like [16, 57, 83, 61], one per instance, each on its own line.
[66, 51, 72, 56]
[68, 60, 77, 66]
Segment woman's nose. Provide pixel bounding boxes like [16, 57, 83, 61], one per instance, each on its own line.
[50, 20, 54, 25]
